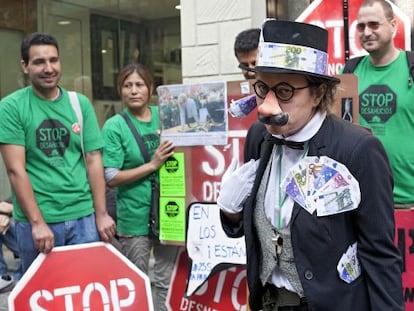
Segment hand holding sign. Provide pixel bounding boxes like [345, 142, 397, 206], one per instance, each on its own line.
[186, 203, 246, 296]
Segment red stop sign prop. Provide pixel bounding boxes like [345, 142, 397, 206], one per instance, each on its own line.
[296, 0, 411, 74]
[167, 250, 247, 311]
[8, 242, 153, 311]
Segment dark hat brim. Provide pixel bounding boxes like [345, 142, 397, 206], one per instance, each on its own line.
[239, 63, 340, 84]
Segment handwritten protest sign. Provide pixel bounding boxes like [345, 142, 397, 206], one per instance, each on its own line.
[186, 202, 246, 296]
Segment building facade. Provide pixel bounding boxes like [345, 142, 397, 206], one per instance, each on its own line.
[0, 0, 413, 197]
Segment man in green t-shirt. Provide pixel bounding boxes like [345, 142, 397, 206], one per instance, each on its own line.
[343, 0, 414, 207]
[0, 33, 116, 275]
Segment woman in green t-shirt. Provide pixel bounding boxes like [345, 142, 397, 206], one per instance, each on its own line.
[102, 63, 178, 311]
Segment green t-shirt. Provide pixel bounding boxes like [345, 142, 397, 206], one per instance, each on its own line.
[353, 51, 414, 204]
[0, 86, 104, 222]
[102, 107, 160, 235]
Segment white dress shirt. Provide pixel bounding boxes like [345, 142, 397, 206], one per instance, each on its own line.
[265, 111, 327, 291]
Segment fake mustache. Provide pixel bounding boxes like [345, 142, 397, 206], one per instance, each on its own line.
[258, 112, 289, 126]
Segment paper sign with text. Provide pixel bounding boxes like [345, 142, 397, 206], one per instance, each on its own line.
[186, 202, 246, 296]
[159, 152, 186, 242]
[159, 152, 186, 197]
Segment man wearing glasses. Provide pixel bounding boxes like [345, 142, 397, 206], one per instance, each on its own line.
[344, 0, 414, 208]
[218, 18, 404, 311]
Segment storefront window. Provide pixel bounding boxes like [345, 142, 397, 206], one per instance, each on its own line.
[266, 0, 311, 20]
[0, 0, 181, 124]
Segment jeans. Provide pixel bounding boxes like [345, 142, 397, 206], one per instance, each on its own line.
[119, 235, 179, 311]
[15, 213, 99, 275]
[0, 220, 23, 280]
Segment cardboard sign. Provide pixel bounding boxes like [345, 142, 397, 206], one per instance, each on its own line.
[186, 203, 246, 296]
[333, 74, 359, 123]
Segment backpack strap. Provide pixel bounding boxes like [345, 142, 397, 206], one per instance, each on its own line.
[68, 91, 82, 129]
[405, 51, 414, 88]
[343, 52, 414, 88]
[68, 91, 85, 164]
[342, 56, 364, 73]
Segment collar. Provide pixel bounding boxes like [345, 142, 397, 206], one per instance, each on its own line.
[273, 110, 327, 143]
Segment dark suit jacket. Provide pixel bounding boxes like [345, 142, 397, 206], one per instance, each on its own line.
[222, 114, 404, 311]
[244, 120, 267, 162]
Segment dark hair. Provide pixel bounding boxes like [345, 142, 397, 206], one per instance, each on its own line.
[21, 33, 59, 65]
[305, 76, 338, 113]
[234, 28, 260, 57]
[360, 0, 394, 19]
[117, 63, 154, 97]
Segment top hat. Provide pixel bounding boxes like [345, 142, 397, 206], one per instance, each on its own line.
[241, 19, 340, 83]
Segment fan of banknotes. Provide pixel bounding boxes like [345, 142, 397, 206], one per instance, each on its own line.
[282, 156, 361, 216]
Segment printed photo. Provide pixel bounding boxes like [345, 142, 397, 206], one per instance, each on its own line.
[156, 82, 228, 146]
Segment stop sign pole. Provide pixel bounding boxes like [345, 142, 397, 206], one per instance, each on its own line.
[9, 242, 154, 311]
[342, 0, 350, 61]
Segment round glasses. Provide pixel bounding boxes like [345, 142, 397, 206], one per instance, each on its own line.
[253, 80, 311, 101]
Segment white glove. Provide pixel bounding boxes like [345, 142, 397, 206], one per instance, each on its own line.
[217, 158, 259, 214]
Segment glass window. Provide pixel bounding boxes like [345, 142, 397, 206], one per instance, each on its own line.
[0, 0, 181, 123]
[266, 0, 311, 20]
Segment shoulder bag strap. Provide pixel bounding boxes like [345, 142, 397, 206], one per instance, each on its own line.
[119, 111, 151, 163]
[120, 111, 156, 183]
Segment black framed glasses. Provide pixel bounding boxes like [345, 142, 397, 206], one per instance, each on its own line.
[356, 21, 386, 32]
[253, 80, 311, 101]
